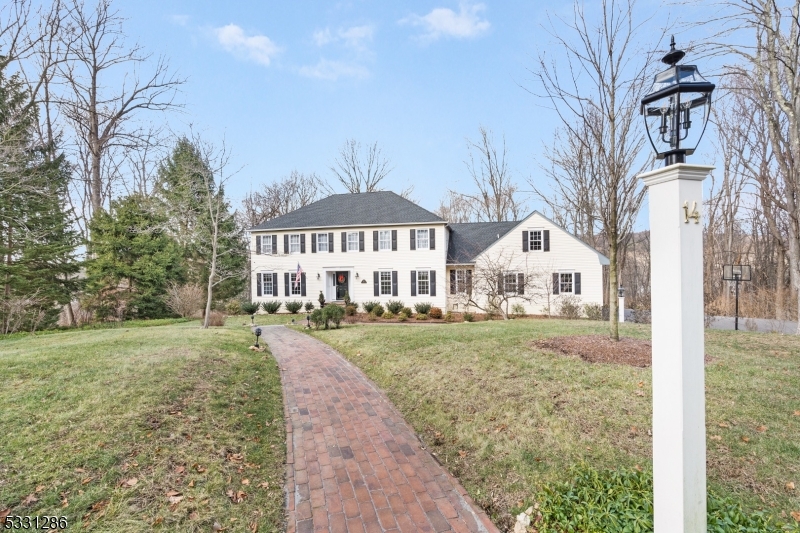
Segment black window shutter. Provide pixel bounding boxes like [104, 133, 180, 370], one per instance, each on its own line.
[256, 273, 262, 296]
[430, 228, 435, 250]
[466, 270, 472, 295]
[391, 271, 398, 296]
[430, 270, 436, 297]
[359, 231, 365, 252]
[544, 230, 550, 252]
[522, 231, 529, 252]
[301, 273, 307, 297]
[256, 235, 262, 255]
[272, 273, 278, 296]
[272, 235, 278, 254]
[300, 234, 306, 253]
[373, 231, 379, 251]
[450, 270, 456, 294]
[284, 234, 289, 254]
[328, 232, 334, 253]
[552, 273, 560, 294]
[517, 273, 525, 295]
[575, 273, 581, 295]
[410, 229, 416, 250]
[498, 273, 504, 295]
[311, 233, 316, 253]
[373, 271, 379, 297]
[284, 273, 290, 296]
[341, 232, 346, 252]
[410, 271, 417, 296]
[391, 230, 397, 251]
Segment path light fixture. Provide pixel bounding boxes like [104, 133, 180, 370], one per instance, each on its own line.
[617, 286, 625, 298]
[250, 313, 255, 326]
[641, 37, 715, 166]
[306, 314, 311, 328]
[254, 327, 262, 348]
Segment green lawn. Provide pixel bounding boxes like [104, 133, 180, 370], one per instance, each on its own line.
[0, 317, 285, 532]
[307, 319, 800, 530]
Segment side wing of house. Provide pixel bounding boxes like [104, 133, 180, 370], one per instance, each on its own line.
[447, 212, 609, 315]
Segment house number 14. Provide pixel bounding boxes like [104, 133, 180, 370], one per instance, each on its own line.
[683, 201, 700, 224]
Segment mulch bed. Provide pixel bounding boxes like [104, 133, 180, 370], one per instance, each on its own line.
[533, 335, 653, 367]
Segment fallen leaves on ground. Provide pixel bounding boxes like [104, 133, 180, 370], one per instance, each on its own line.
[226, 489, 246, 504]
[791, 511, 800, 522]
[532, 336, 653, 367]
[787, 482, 795, 491]
[21, 494, 38, 506]
[120, 478, 138, 487]
[756, 425, 767, 432]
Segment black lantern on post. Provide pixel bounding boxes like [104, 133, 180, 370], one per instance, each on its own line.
[641, 37, 715, 166]
[254, 327, 262, 348]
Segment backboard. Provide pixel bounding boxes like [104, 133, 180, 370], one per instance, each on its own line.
[722, 264, 751, 281]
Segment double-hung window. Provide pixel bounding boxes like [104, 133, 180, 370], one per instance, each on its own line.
[450, 269, 471, 294]
[290, 273, 302, 296]
[289, 234, 301, 254]
[378, 230, 391, 251]
[417, 270, 430, 295]
[530, 230, 542, 251]
[504, 272, 519, 294]
[560, 273, 574, 294]
[347, 231, 359, 252]
[317, 233, 329, 253]
[380, 271, 392, 295]
[261, 272, 274, 295]
[416, 229, 429, 250]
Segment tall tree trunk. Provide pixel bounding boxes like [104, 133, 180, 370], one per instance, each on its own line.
[203, 226, 219, 329]
[609, 190, 620, 341]
[776, 245, 785, 319]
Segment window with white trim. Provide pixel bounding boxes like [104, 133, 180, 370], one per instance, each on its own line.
[289, 234, 301, 254]
[263, 236, 273, 255]
[416, 229, 429, 250]
[417, 270, 430, 295]
[290, 273, 302, 296]
[504, 272, 519, 294]
[560, 273, 574, 294]
[378, 230, 391, 251]
[347, 231, 359, 252]
[261, 272, 274, 295]
[529, 230, 543, 251]
[317, 233, 329, 252]
[380, 271, 392, 295]
[452, 269, 470, 294]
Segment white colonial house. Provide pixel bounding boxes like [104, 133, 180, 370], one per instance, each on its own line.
[248, 191, 609, 314]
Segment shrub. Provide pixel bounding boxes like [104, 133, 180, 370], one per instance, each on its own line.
[310, 308, 326, 329]
[362, 301, 379, 313]
[401, 307, 413, 317]
[285, 300, 303, 314]
[304, 301, 315, 312]
[318, 291, 326, 308]
[429, 306, 443, 319]
[511, 303, 526, 318]
[241, 301, 260, 315]
[345, 305, 357, 316]
[261, 300, 282, 314]
[463, 312, 474, 322]
[225, 299, 242, 315]
[414, 302, 432, 314]
[584, 303, 603, 321]
[324, 305, 345, 328]
[416, 313, 428, 320]
[206, 311, 226, 327]
[164, 282, 205, 318]
[397, 312, 409, 322]
[444, 311, 454, 322]
[535, 465, 795, 533]
[366, 312, 377, 322]
[370, 304, 385, 317]
[386, 300, 405, 314]
[382, 311, 395, 319]
[343, 291, 351, 307]
[557, 295, 583, 319]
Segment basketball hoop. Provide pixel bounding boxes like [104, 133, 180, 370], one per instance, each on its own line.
[722, 264, 751, 330]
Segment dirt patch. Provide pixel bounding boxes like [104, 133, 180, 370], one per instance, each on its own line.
[533, 335, 653, 367]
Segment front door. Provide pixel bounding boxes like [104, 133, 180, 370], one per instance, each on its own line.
[335, 271, 348, 301]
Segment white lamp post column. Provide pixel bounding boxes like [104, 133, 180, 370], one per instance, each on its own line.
[639, 163, 714, 532]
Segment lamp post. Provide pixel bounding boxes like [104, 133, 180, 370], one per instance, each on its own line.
[617, 286, 626, 323]
[722, 265, 752, 331]
[638, 37, 715, 532]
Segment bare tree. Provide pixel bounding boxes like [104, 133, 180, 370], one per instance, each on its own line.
[329, 139, 393, 193]
[434, 190, 475, 223]
[528, 0, 658, 340]
[57, 0, 184, 218]
[239, 171, 322, 228]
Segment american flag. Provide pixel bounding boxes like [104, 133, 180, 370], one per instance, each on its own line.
[294, 263, 304, 288]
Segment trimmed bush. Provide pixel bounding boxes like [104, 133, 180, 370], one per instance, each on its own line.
[511, 303, 526, 318]
[429, 306, 442, 319]
[304, 301, 315, 312]
[400, 307, 413, 317]
[444, 311, 454, 322]
[370, 304, 385, 317]
[310, 308, 326, 329]
[318, 291, 326, 308]
[362, 301, 379, 313]
[414, 302, 432, 315]
[386, 300, 404, 314]
[345, 305, 357, 316]
[382, 311, 395, 319]
[240, 302, 260, 315]
[415, 313, 428, 320]
[584, 303, 603, 321]
[285, 300, 303, 314]
[397, 312, 409, 322]
[343, 291, 351, 306]
[324, 305, 345, 328]
[557, 295, 582, 319]
[261, 301, 282, 314]
[463, 312, 474, 322]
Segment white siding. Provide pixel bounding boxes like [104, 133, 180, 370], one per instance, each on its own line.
[250, 223, 448, 311]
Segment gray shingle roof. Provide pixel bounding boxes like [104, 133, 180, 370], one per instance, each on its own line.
[446, 222, 519, 264]
[250, 191, 444, 231]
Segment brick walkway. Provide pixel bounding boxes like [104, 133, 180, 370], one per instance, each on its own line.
[262, 326, 499, 533]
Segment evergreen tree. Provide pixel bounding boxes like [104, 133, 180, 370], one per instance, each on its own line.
[0, 64, 81, 332]
[86, 195, 184, 319]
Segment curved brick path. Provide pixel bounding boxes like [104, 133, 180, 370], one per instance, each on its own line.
[263, 326, 499, 533]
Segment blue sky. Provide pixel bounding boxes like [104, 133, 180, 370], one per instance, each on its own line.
[120, 0, 719, 221]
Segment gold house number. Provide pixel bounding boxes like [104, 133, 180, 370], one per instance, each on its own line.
[683, 201, 700, 224]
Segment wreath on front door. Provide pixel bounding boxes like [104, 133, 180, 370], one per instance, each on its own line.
[337, 274, 345, 283]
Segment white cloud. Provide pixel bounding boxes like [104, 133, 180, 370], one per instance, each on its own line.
[312, 25, 374, 50]
[170, 14, 190, 26]
[313, 28, 333, 46]
[298, 59, 369, 81]
[213, 24, 280, 66]
[401, 2, 490, 41]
